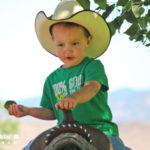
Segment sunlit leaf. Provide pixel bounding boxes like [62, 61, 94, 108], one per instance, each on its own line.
[132, 5, 145, 18]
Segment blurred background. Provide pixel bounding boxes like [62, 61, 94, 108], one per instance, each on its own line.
[0, 0, 150, 150]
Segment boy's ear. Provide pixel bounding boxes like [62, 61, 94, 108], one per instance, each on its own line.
[87, 35, 93, 45]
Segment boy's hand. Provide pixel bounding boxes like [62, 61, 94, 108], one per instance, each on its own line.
[55, 96, 77, 110]
[8, 104, 29, 118]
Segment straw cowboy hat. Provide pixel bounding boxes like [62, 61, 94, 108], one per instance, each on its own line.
[35, 0, 111, 58]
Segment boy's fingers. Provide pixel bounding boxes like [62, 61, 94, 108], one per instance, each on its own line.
[68, 102, 73, 110]
[56, 98, 77, 110]
[55, 102, 69, 110]
[12, 104, 18, 116]
[59, 103, 65, 109]
[17, 105, 24, 116]
[9, 104, 16, 115]
[8, 104, 24, 116]
[8, 105, 13, 115]
[63, 101, 69, 110]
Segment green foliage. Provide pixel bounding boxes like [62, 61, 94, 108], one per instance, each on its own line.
[132, 4, 145, 18]
[102, 4, 115, 19]
[94, 0, 107, 9]
[0, 119, 19, 135]
[77, 0, 150, 47]
[76, 0, 90, 9]
[0, 147, 5, 150]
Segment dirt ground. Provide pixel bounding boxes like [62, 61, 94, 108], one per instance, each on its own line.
[1, 120, 150, 150]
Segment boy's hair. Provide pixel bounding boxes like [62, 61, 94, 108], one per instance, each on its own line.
[49, 22, 91, 38]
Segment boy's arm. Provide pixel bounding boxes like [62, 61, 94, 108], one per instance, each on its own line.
[55, 80, 101, 110]
[28, 107, 56, 120]
[8, 104, 56, 120]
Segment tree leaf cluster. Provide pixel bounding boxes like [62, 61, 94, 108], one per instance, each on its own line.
[77, 0, 150, 47]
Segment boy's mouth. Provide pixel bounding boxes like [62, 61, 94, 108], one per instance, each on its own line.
[65, 57, 74, 60]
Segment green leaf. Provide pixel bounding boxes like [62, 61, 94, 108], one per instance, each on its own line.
[146, 32, 150, 40]
[48, 15, 53, 19]
[128, 29, 144, 42]
[102, 4, 115, 19]
[94, 0, 107, 10]
[132, 5, 145, 18]
[117, 0, 128, 6]
[143, 0, 150, 6]
[132, 0, 142, 2]
[95, 6, 100, 10]
[112, 16, 124, 30]
[145, 43, 150, 47]
[4, 100, 16, 110]
[124, 23, 140, 36]
[136, 35, 143, 42]
[138, 17, 147, 29]
[135, 33, 144, 42]
[132, 0, 143, 4]
[124, 1, 132, 12]
[145, 11, 150, 23]
[124, 10, 137, 23]
[76, 0, 90, 9]
[108, 22, 116, 36]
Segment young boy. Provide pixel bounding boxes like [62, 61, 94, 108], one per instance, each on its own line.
[8, 0, 131, 149]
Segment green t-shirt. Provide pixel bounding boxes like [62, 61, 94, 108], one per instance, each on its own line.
[40, 57, 119, 136]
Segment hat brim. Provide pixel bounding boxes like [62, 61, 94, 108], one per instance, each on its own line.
[35, 10, 111, 58]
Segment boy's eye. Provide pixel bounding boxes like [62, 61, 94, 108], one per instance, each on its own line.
[72, 42, 79, 46]
[58, 43, 64, 47]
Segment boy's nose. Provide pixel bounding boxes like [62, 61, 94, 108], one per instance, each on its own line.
[64, 45, 72, 52]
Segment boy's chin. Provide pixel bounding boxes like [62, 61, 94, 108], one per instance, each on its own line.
[62, 57, 85, 68]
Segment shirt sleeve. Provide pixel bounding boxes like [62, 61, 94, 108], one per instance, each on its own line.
[84, 59, 109, 91]
[40, 78, 53, 109]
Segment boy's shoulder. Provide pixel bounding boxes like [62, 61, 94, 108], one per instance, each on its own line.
[47, 67, 61, 78]
[82, 57, 103, 66]
[85, 57, 104, 68]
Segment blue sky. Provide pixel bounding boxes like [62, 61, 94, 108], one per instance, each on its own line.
[0, 0, 150, 101]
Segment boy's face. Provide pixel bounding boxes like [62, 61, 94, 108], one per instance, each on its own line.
[52, 24, 92, 68]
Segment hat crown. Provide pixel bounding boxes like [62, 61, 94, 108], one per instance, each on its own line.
[52, 0, 84, 20]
